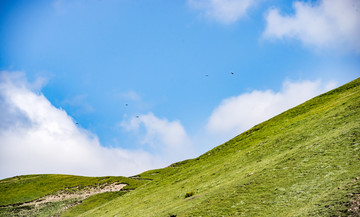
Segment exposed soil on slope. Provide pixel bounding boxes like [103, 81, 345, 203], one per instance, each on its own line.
[3, 182, 126, 208]
[348, 193, 360, 217]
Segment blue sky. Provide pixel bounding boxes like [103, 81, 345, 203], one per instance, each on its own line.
[0, 0, 359, 178]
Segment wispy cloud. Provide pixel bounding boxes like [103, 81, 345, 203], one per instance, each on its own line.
[0, 71, 161, 179]
[188, 0, 258, 24]
[121, 113, 194, 162]
[52, 0, 85, 15]
[206, 80, 337, 140]
[62, 94, 94, 114]
[118, 90, 142, 102]
[263, 0, 360, 53]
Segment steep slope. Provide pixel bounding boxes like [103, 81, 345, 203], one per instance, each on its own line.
[80, 78, 360, 216]
[1, 78, 359, 217]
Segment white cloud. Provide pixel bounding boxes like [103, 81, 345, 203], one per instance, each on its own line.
[0, 71, 342, 179]
[121, 113, 194, 162]
[188, 0, 258, 24]
[0, 71, 161, 179]
[263, 0, 360, 52]
[206, 80, 337, 140]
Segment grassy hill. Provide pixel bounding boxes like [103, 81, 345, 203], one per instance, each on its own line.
[0, 175, 148, 216]
[1, 78, 359, 216]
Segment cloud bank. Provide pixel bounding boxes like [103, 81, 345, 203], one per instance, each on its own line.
[207, 80, 337, 139]
[263, 0, 360, 52]
[188, 0, 258, 24]
[0, 71, 339, 179]
[0, 71, 160, 179]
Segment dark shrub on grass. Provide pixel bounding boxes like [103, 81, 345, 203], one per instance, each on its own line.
[184, 191, 195, 198]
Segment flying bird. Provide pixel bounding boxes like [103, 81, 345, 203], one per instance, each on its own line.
[231, 72, 234, 75]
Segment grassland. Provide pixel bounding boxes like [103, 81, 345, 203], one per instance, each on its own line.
[1, 78, 359, 216]
[79, 78, 360, 216]
[0, 175, 148, 216]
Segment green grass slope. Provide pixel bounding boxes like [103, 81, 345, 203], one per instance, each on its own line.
[0, 174, 147, 216]
[1, 78, 359, 217]
[80, 78, 360, 217]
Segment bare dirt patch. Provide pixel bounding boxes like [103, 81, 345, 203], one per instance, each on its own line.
[6, 182, 127, 208]
[347, 193, 360, 216]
